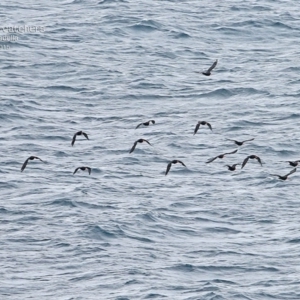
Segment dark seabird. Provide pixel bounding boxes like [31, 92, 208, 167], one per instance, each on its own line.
[287, 160, 300, 167]
[226, 164, 240, 171]
[73, 166, 91, 175]
[135, 120, 155, 129]
[21, 156, 44, 172]
[202, 59, 218, 76]
[206, 149, 238, 164]
[241, 155, 262, 169]
[270, 168, 296, 181]
[129, 138, 152, 153]
[226, 138, 254, 146]
[165, 160, 186, 175]
[71, 131, 89, 146]
[194, 121, 213, 135]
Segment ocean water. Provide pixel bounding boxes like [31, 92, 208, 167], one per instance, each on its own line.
[1, 0, 300, 299]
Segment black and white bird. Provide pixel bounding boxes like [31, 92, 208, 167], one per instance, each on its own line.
[73, 166, 91, 175]
[135, 120, 155, 129]
[202, 59, 218, 76]
[71, 131, 89, 146]
[21, 156, 44, 172]
[129, 139, 152, 153]
[165, 160, 186, 176]
[270, 168, 296, 181]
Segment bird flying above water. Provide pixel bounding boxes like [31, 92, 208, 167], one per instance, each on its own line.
[206, 149, 238, 164]
[194, 121, 212, 135]
[226, 138, 254, 146]
[71, 131, 89, 146]
[165, 160, 186, 175]
[73, 166, 91, 175]
[241, 155, 262, 169]
[135, 120, 155, 129]
[270, 168, 296, 181]
[21, 156, 44, 172]
[129, 139, 152, 153]
[202, 59, 218, 76]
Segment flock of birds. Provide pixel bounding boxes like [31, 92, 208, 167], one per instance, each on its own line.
[20, 59, 298, 180]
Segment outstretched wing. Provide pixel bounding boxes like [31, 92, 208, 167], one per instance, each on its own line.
[21, 158, 29, 172]
[150, 120, 155, 124]
[71, 133, 77, 146]
[83, 132, 89, 140]
[256, 156, 263, 166]
[193, 123, 200, 135]
[241, 156, 250, 169]
[206, 156, 218, 164]
[225, 138, 236, 143]
[73, 167, 80, 175]
[225, 149, 238, 155]
[206, 122, 213, 131]
[286, 168, 296, 177]
[178, 160, 186, 167]
[144, 139, 152, 146]
[207, 59, 218, 73]
[87, 167, 91, 175]
[129, 141, 138, 153]
[135, 123, 143, 129]
[243, 138, 254, 143]
[165, 162, 172, 175]
[36, 156, 44, 163]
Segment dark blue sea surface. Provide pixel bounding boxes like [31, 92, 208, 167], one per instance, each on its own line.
[1, 0, 300, 299]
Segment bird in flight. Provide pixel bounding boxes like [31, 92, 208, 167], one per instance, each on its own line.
[21, 156, 44, 172]
[129, 139, 152, 153]
[287, 160, 300, 167]
[135, 120, 155, 129]
[165, 160, 186, 175]
[241, 155, 262, 169]
[206, 149, 238, 164]
[73, 166, 91, 175]
[194, 121, 212, 135]
[71, 131, 89, 146]
[226, 138, 254, 146]
[270, 168, 296, 181]
[226, 164, 240, 171]
[202, 59, 218, 76]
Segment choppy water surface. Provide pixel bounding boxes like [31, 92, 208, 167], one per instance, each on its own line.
[1, 0, 300, 299]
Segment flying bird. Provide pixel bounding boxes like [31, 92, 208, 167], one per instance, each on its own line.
[129, 139, 152, 153]
[287, 160, 300, 167]
[165, 160, 186, 175]
[226, 138, 254, 146]
[270, 168, 296, 181]
[71, 131, 89, 146]
[202, 59, 218, 76]
[206, 149, 238, 164]
[21, 156, 44, 172]
[241, 155, 262, 169]
[135, 120, 155, 129]
[73, 166, 91, 175]
[194, 121, 212, 135]
[226, 164, 240, 171]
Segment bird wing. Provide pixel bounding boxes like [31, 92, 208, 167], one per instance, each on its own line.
[178, 160, 186, 167]
[225, 138, 236, 142]
[241, 156, 250, 169]
[36, 157, 44, 162]
[151, 120, 155, 124]
[243, 138, 255, 143]
[286, 168, 297, 177]
[71, 133, 77, 146]
[129, 141, 138, 153]
[87, 167, 91, 175]
[144, 139, 152, 146]
[83, 132, 89, 140]
[21, 158, 29, 172]
[225, 149, 238, 155]
[206, 156, 218, 164]
[256, 156, 263, 166]
[73, 167, 79, 175]
[135, 123, 143, 129]
[206, 122, 213, 131]
[207, 59, 218, 73]
[165, 162, 172, 175]
[193, 123, 200, 135]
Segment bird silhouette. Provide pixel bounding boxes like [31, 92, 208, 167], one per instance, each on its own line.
[21, 156, 44, 172]
[206, 149, 238, 164]
[270, 168, 296, 181]
[226, 138, 254, 146]
[71, 131, 89, 146]
[129, 139, 152, 153]
[165, 160, 186, 175]
[287, 160, 300, 167]
[241, 155, 262, 169]
[202, 59, 218, 76]
[73, 166, 91, 175]
[226, 164, 240, 171]
[194, 121, 212, 135]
